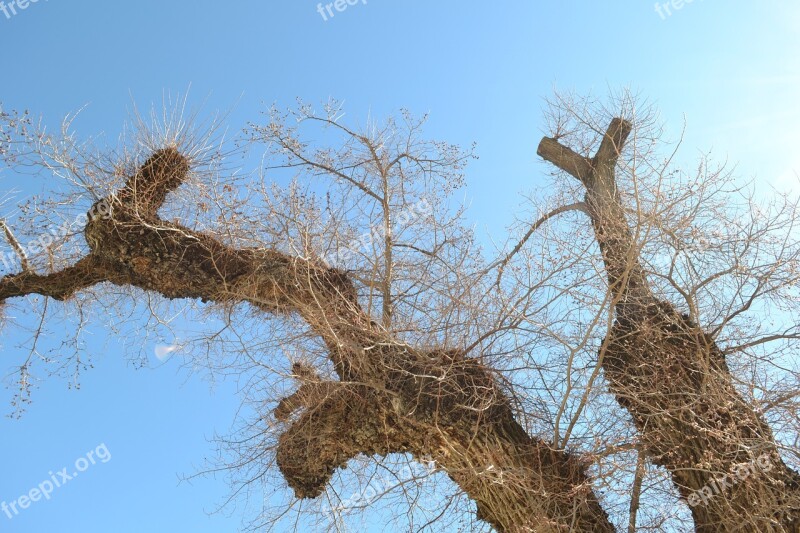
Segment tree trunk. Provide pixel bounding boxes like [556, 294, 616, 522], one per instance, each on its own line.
[0, 148, 615, 532]
[538, 119, 800, 532]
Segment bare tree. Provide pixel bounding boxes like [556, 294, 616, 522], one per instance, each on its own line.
[533, 92, 800, 532]
[0, 93, 798, 532]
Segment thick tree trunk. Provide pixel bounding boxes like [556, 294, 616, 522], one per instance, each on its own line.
[0, 148, 614, 532]
[538, 120, 800, 532]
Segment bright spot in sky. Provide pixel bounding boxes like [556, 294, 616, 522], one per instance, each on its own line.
[154, 343, 180, 361]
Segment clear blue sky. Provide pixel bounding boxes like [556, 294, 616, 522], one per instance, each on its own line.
[1, 1, 798, 531]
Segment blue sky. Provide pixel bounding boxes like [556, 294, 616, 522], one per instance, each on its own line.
[1, 1, 799, 531]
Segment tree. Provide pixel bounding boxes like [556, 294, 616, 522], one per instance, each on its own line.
[0, 93, 798, 532]
[535, 94, 800, 532]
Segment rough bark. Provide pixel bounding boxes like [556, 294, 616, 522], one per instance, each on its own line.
[538, 120, 800, 532]
[0, 148, 614, 532]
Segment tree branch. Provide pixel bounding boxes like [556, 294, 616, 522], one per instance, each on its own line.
[536, 137, 593, 184]
[0, 256, 106, 301]
[493, 201, 590, 284]
[592, 117, 632, 172]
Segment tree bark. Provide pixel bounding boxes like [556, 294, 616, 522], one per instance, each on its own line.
[0, 148, 615, 532]
[538, 120, 800, 532]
